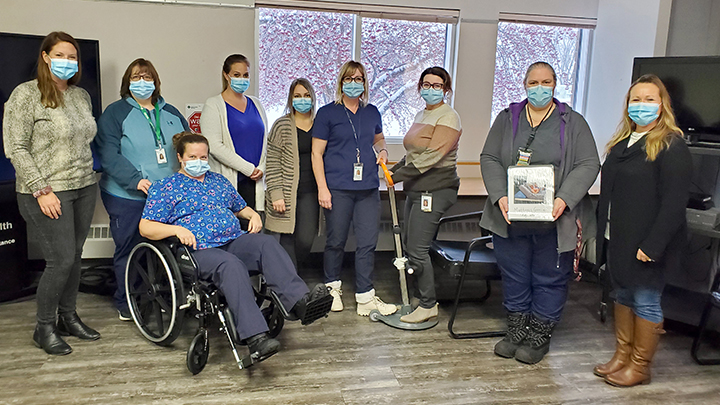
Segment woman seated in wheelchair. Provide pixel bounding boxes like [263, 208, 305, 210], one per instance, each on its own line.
[138, 131, 331, 362]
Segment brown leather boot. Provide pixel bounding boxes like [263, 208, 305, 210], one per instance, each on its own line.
[605, 315, 665, 387]
[594, 303, 634, 377]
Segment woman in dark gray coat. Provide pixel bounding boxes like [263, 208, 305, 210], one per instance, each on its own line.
[594, 74, 691, 387]
[480, 62, 600, 364]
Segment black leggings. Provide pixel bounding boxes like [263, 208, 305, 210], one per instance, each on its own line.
[17, 184, 97, 324]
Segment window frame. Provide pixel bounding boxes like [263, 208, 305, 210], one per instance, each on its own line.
[254, 5, 459, 143]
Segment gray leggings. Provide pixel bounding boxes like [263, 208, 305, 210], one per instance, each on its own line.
[403, 188, 457, 308]
[17, 184, 97, 324]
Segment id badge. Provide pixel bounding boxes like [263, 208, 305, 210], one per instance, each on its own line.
[155, 147, 167, 164]
[516, 147, 532, 166]
[421, 192, 432, 212]
[353, 163, 363, 181]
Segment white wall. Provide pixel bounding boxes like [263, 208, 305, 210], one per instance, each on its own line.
[666, 0, 720, 56]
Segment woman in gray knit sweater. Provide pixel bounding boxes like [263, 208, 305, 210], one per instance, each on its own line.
[2, 32, 100, 355]
[265, 78, 320, 269]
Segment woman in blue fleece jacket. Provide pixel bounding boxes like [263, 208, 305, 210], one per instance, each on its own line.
[95, 58, 189, 320]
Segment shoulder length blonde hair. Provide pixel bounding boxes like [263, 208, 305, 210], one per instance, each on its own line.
[37, 31, 82, 109]
[605, 74, 682, 161]
[334, 60, 369, 106]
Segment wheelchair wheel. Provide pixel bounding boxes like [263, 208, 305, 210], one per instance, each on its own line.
[187, 330, 209, 375]
[126, 241, 186, 346]
[262, 303, 284, 339]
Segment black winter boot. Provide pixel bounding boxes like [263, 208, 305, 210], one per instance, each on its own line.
[33, 323, 73, 356]
[494, 312, 530, 358]
[514, 314, 556, 364]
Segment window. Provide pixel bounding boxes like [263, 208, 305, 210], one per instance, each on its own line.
[491, 21, 592, 122]
[258, 8, 353, 123]
[258, 7, 456, 140]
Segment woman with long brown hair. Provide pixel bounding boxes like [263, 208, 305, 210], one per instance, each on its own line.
[3, 31, 99, 355]
[594, 74, 692, 387]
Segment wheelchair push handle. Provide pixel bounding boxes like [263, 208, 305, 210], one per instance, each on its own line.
[380, 161, 394, 187]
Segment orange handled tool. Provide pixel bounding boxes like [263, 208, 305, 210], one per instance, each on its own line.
[379, 161, 394, 187]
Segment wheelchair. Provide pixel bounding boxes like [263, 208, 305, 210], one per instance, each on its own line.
[124, 237, 289, 375]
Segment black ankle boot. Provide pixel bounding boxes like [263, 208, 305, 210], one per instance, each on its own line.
[246, 332, 280, 361]
[57, 312, 101, 340]
[494, 312, 530, 358]
[33, 323, 73, 355]
[514, 315, 556, 364]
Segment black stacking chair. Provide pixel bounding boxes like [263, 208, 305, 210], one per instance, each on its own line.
[691, 269, 720, 365]
[429, 211, 504, 339]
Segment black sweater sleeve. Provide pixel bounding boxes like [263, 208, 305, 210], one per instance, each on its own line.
[638, 138, 692, 261]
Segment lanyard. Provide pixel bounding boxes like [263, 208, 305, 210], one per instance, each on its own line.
[343, 104, 361, 163]
[523, 104, 554, 151]
[140, 104, 164, 147]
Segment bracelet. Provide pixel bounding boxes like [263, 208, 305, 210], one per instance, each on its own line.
[32, 185, 53, 198]
[378, 148, 388, 154]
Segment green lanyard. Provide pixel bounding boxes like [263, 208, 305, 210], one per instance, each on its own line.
[140, 104, 163, 147]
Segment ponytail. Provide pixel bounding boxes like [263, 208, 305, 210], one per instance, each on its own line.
[172, 131, 209, 157]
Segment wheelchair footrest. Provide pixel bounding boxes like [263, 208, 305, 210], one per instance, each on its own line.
[239, 346, 279, 369]
[300, 293, 333, 326]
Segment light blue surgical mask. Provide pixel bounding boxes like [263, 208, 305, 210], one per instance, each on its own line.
[129, 79, 155, 100]
[526, 85, 554, 108]
[183, 159, 211, 177]
[292, 97, 313, 114]
[230, 77, 250, 94]
[342, 82, 365, 99]
[627, 102, 660, 127]
[49, 58, 78, 81]
[420, 88, 444, 106]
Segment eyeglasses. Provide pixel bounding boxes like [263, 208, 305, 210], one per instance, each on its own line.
[421, 82, 444, 91]
[130, 74, 153, 82]
[343, 76, 365, 84]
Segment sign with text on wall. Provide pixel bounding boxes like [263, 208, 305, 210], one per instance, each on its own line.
[186, 104, 203, 134]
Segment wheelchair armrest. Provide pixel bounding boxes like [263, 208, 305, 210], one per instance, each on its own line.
[438, 211, 484, 226]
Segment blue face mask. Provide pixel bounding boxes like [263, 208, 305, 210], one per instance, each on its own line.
[183, 159, 211, 177]
[230, 78, 250, 94]
[627, 102, 660, 127]
[342, 82, 365, 99]
[129, 79, 155, 100]
[526, 85, 554, 108]
[292, 97, 313, 114]
[420, 88, 444, 106]
[49, 59, 78, 81]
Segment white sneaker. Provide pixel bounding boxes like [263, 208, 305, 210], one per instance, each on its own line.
[357, 296, 398, 316]
[329, 288, 343, 312]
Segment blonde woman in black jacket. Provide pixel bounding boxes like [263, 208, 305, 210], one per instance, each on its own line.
[594, 74, 691, 387]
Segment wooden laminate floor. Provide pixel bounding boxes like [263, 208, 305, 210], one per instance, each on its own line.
[1, 252, 719, 405]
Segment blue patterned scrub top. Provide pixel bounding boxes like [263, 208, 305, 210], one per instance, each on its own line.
[141, 171, 247, 249]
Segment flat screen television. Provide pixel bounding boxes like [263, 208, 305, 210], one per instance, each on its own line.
[0, 32, 101, 183]
[632, 56, 720, 142]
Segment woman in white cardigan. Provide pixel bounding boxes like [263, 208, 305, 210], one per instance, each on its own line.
[201, 54, 269, 211]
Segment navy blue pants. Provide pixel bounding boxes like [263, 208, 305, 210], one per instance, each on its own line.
[492, 227, 573, 322]
[323, 188, 380, 294]
[193, 233, 309, 339]
[101, 191, 146, 312]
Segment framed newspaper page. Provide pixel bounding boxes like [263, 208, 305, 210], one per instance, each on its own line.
[507, 165, 555, 221]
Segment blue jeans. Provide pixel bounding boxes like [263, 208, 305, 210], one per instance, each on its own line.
[614, 287, 663, 323]
[100, 191, 146, 312]
[323, 188, 380, 294]
[492, 226, 574, 322]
